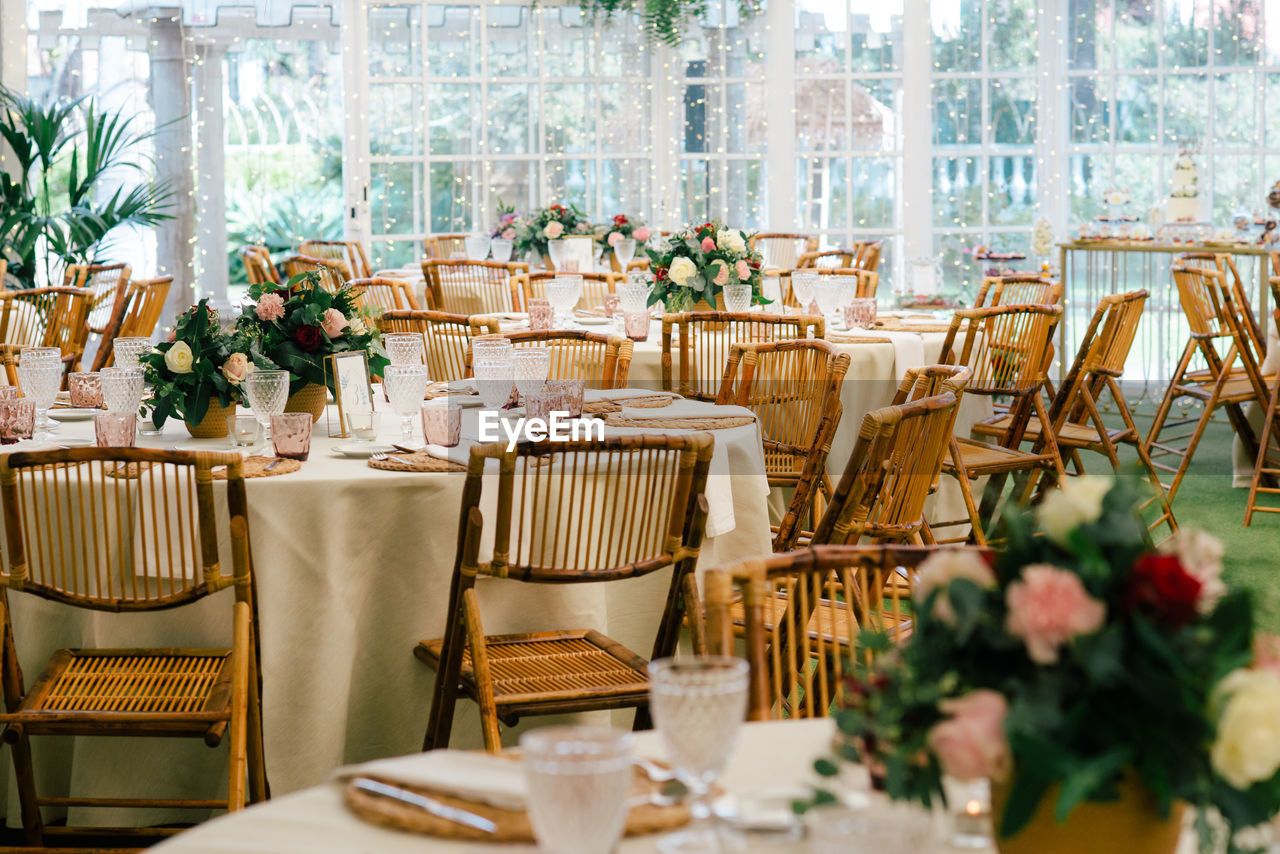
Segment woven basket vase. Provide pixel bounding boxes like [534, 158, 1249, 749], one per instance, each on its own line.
[285, 382, 328, 423]
[185, 399, 234, 439]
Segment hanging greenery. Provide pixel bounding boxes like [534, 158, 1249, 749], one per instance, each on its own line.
[578, 0, 762, 47]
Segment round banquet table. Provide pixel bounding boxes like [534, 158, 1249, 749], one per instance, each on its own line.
[148, 716, 1203, 854]
[0, 392, 771, 826]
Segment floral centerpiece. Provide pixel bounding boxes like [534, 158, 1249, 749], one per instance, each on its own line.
[498, 203, 592, 261]
[142, 299, 247, 437]
[596, 213, 651, 258]
[806, 476, 1280, 854]
[233, 272, 388, 418]
[647, 221, 764, 311]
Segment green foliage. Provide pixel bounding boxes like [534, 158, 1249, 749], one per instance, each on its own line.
[226, 192, 343, 286]
[577, 0, 760, 46]
[646, 220, 766, 308]
[0, 86, 173, 287]
[140, 300, 237, 428]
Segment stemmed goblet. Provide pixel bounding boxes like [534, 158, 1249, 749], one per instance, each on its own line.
[243, 370, 290, 452]
[383, 365, 430, 446]
[383, 333, 426, 366]
[17, 349, 62, 440]
[512, 349, 551, 406]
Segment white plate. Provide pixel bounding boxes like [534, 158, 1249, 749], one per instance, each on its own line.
[48, 408, 103, 422]
[0, 441, 58, 455]
[52, 436, 94, 447]
[173, 443, 240, 454]
[574, 315, 612, 326]
[331, 443, 396, 458]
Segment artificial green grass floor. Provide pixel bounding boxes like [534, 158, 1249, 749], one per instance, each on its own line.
[1075, 407, 1280, 632]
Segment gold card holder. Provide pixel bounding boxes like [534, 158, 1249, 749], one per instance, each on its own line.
[324, 351, 375, 439]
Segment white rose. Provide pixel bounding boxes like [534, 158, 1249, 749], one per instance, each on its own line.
[348, 315, 367, 336]
[164, 341, 194, 375]
[1212, 669, 1280, 789]
[716, 229, 746, 254]
[1035, 475, 1112, 544]
[914, 549, 997, 623]
[668, 256, 698, 286]
[1160, 528, 1226, 613]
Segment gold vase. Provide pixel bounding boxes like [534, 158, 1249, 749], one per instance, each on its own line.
[992, 773, 1183, 854]
[284, 382, 328, 423]
[185, 400, 234, 439]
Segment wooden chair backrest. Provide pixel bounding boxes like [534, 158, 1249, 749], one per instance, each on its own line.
[64, 263, 131, 336]
[0, 287, 93, 365]
[1171, 263, 1232, 340]
[0, 448, 252, 610]
[347, 277, 420, 313]
[973, 274, 1062, 308]
[1176, 252, 1265, 359]
[810, 385, 965, 545]
[118, 277, 172, 340]
[0, 260, 6, 287]
[749, 233, 820, 270]
[938, 304, 1062, 397]
[422, 260, 527, 315]
[516, 272, 621, 312]
[378, 310, 501, 381]
[1045, 290, 1147, 434]
[281, 254, 351, 293]
[850, 239, 883, 272]
[299, 239, 372, 279]
[424, 233, 468, 260]
[240, 246, 280, 286]
[797, 249, 854, 269]
[1195, 266, 1272, 406]
[662, 312, 825, 400]
[492, 330, 633, 389]
[705, 544, 992, 720]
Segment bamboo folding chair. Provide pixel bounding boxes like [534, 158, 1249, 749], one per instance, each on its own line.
[417, 435, 714, 751]
[1246, 276, 1280, 524]
[797, 249, 854, 269]
[377, 310, 501, 381]
[931, 304, 1066, 545]
[0, 287, 93, 386]
[299, 239, 373, 280]
[971, 291, 1177, 541]
[715, 340, 851, 551]
[64, 264, 133, 373]
[91, 277, 173, 372]
[347, 277, 421, 313]
[424, 233, 468, 260]
[662, 312, 825, 400]
[280, 254, 351, 293]
[1145, 264, 1276, 504]
[422, 259, 528, 315]
[0, 448, 266, 848]
[605, 254, 651, 274]
[240, 246, 281, 287]
[972, 274, 1062, 308]
[1177, 252, 1267, 363]
[515, 271, 622, 313]
[491, 330, 634, 388]
[809, 369, 969, 546]
[0, 259, 6, 286]
[704, 544, 990, 720]
[748, 233, 819, 270]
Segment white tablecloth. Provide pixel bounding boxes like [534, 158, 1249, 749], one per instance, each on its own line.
[1, 394, 771, 823]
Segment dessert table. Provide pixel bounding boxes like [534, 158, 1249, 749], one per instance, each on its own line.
[0, 393, 772, 825]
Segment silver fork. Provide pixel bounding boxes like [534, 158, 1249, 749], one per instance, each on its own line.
[370, 451, 412, 467]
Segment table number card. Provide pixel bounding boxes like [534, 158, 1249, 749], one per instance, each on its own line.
[325, 351, 374, 438]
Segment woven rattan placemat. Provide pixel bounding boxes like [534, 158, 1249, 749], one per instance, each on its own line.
[212, 456, 301, 479]
[368, 451, 466, 473]
[604, 413, 755, 430]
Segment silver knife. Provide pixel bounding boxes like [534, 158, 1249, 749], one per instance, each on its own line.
[263, 458, 283, 472]
[351, 777, 498, 833]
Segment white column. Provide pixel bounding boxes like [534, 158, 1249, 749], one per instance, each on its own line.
[651, 44, 680, 230]
[1035, 0, 1067, 242]
[764, 0, 797, 231]
[901, 0, 932, 267]
[193, 41, 228, 305]
[0, 0, 25, 95]
[149, 14, 196, 319]
[341, 0, 371, 248]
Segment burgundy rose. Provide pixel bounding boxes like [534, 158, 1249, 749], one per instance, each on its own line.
[294, 325, 323, 352]
[613, 214, 628, 226]
[1127, 553, 1202, 627]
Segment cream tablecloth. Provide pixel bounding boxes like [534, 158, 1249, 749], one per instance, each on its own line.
[0, 394, 771, 824]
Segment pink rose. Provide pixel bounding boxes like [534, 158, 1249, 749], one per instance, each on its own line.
[221, 352, 252, 386]
[700, 236, 716, 252]
[544, 221, 564, 240]
[166, 329, 176, 342]
[633, 227, 651, 242]
[735, 259, 751, 280]
[928, 690, 1010, 782]
[1006, 564, 1106, 664]
[321, 308, 348, 339]
[255, 292, 285, 322]
[713, 261, 730, 286]
[502, 228, 516, 241]
[608, 231, 623, 247]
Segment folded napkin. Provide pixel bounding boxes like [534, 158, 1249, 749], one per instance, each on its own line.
[424, 438, 478, 466]
[596, 388, 681, 404]
[333, 750, 527, 810]
[618, 401, 756, 422]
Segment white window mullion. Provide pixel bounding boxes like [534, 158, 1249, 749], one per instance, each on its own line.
[652, 43, 680, 229]
[902, 0, 932, 263]
[341, 0, 371, 245]
[1035, 0, 1067, 244]
[765, 0, 796, 230]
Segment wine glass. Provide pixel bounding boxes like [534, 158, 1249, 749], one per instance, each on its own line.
[812, 278, 843, 327]
[547, 238, 568, 271]
[722, 283, 752, 313]
[546, 276, 582, 326]
[383, 364, 430, 446]
[111, 337, 153, 370]
[465, 233, 491, 260]
[243, 370, 290, 450]
[648, 656, 749, 854]
[100, 367, 145, 414]
[491, 238, 514, 264]
[521, 727, 634, 854]
[18, 356, 63, 440]
[614, 238, 636, 268]
[790, 271, 818, 315]
[383, 333, 426, 366]
[512, 349, 551, 405]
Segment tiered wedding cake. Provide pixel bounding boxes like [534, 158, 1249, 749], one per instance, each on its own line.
[1167, 152, 1201, 222]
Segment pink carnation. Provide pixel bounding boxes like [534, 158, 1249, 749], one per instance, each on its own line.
[544, 221, 564, 239]
[700, 236, 716, 252]
[713, 262, 730, 286]
[608, 231, 623, 247]
[633, 227, 651, 242]
[1006, 564, 1106, 665]
[928, 690, 1010, 782]
[255, 292, 285, 322]
[502, 228, 516, 241]
[321, 308, 348, 339]
[735, 259, 751, 280]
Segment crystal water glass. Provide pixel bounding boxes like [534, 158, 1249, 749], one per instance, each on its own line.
[0, 386, 18, 401]
[243, 370, 290, 447]
[521, 727, 634, 854]
[383, 333, 426, 366]
[844, 297, 878, 331]
[529, 298, 554, 331]
[270, 413, 313, 461]
[614, 237, 636, 268]
[546, 275, 582, 325]
[94, 412, 136, 448]
[464, 233, 491, 260]
[0, 399, 35, 444]
[807, 802, 933, 854]
[19, 358, 62, 439]
[69, 372, 104, 408]
[790, 271, 818, 313]
[421, 400, 461, 447]
[648, 656, 749, 854]
[836, 275, 858, 310]
[111, 337, 153, 370]
[473, 355, 515, 410]
[100, 367, 145, 414]
[812, 278, 843, 324]
[547, 379, 586, 418]
[382, 364, 430, 445]
[513, 349, 551, 404]
[723, 283, 752, 313]
[620, 281, 651, 314]
[547, 238, 568, 271]
[624, 311, 650, 341]
[491, 238, 514, 264]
